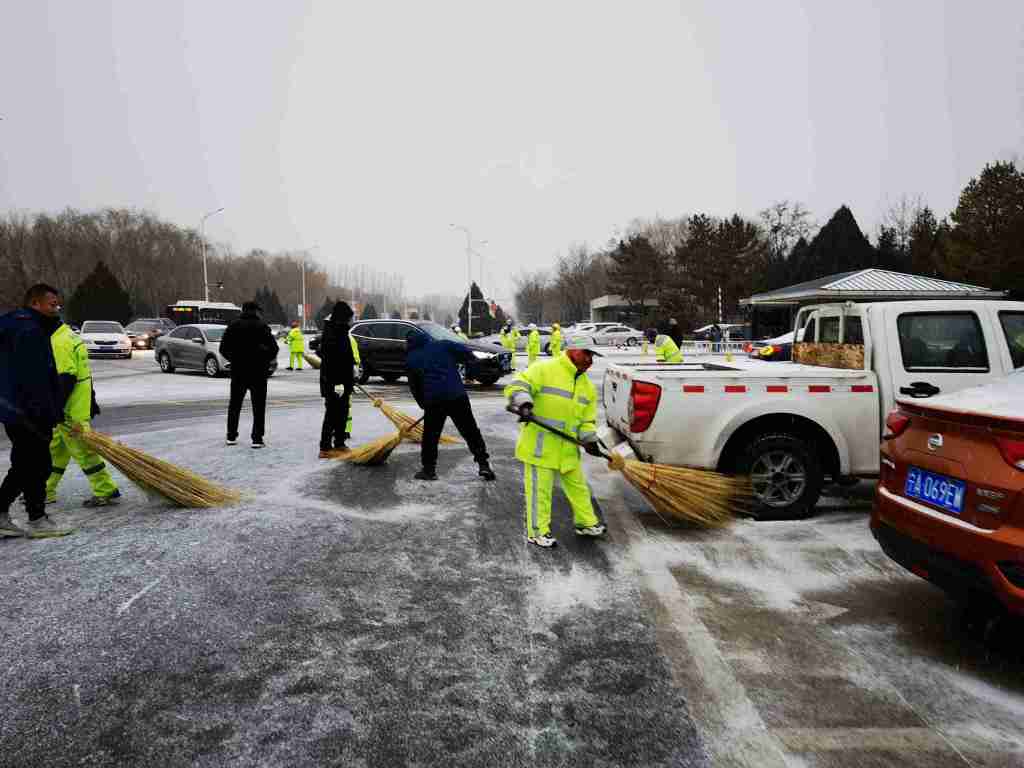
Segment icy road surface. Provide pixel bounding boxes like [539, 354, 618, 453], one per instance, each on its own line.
[1, 350, 1022, 766]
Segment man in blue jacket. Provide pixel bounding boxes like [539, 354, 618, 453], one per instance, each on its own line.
[406, 329, 495, 481]
[0, 284, 68, 537]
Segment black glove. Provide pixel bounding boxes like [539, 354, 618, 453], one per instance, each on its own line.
[518, 402, 533, 420]
[583, 441, 603, 457]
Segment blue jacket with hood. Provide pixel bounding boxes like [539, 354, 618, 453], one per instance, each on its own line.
[406, 331, 474, 406]
[0, 307, 63, 429]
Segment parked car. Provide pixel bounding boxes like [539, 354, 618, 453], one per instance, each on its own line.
[80, 320, 132, 359]
[343, 319, 512, 385]
[588, 325, 644, 347]
[600, 299, 1024, 518]
[154, 323, 278, 378]
[125, 318, 173, 350]
[748, 330, 800, 361]
[872, 370, 1024, 615]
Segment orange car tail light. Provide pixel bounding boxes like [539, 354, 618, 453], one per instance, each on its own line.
[884, 410, 911, 440]
[996, 437, 1024, 471]
[630, 381, 662, 433]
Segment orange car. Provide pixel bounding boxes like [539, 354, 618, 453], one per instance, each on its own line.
[872, 371, 1024, 615]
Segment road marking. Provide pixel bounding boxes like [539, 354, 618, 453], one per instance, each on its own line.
[596, 478, 792, 767]
[116, 577, 164, 616]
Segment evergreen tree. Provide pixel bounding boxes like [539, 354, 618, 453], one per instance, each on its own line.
[314, 297, 334, 329]
[264, 288, 287, 325]
[908, 206, 941, 276]
[947, 161, 1024, 292]
[796, 205, 875, 282]
[361, 303, 378, 320]
[606, 235, 663, 320]
[66, 260, 132, 325]
[874, 227, 907, 272]
[458, 282, 494, 335]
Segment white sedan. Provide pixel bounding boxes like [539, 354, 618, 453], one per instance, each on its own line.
[587, 325, 644, 347]
[80, 320, 132, 359]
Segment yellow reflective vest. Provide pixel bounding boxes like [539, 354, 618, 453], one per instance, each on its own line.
[350, 334, 360, 365]
[504, 353, 598, 472]
[51, 323, 92, 423]
[286, 327, 305, 353]
[654, 334, 683, 363]
[549, 328, 562, 355]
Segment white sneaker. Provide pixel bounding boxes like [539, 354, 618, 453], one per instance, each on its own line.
[252, 440, 265, 449]
[528, 534, 557, 548]
[575, 524, 607, 537]
[25, 515, 74, 538]
[0, 513, 26, 538]
[225, 438, 237, 446]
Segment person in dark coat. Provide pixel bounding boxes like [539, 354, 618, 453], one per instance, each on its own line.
[406, 329, 495, 481]
[219, 301, 278, 448]
[667, 317, 684, 347]
[318, 301, 355, 455]
[0, 284, 67, 537]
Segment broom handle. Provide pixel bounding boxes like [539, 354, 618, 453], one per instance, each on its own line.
[505, 405, 612, 459]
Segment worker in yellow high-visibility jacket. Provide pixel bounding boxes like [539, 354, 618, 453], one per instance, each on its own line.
[343, 335, 360, 440]
[549, 323, 562, 357]
[286, 321, 305, 370]
[504, 337, 607, 548]
[526, 323, 541, 367]
[46, 323, 121, 507]
[654, 333, 683, 363]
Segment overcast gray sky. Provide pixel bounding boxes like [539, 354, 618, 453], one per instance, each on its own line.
[2, 1, 1022, 304]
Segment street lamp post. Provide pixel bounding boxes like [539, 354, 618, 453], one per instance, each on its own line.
[450, 224, 487, 337]
[200, 207, 225, 302]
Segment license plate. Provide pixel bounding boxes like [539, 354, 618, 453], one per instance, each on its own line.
[904, 466, 966, 516]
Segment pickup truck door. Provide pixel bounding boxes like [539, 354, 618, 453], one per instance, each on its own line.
[881, 302, 1008, 416]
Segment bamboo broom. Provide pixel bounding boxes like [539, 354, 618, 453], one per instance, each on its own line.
[303, 353, 461, 445]
[508, 408, 748, 527]
[335, 416, 425, 466]
[73, 427, 242, 508]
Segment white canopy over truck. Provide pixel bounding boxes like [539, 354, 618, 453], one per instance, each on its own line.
[600, 299, 1024, 519]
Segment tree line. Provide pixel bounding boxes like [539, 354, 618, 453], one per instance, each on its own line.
[0, 207, 436, 324]
[514, 159, 1024, 329]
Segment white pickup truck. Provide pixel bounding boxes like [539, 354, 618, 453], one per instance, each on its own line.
[601, 299, 1024, 518]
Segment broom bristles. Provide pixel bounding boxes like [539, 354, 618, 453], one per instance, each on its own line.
[608, 453, 749, 527]
[306, 352, 461, 445]
[76, 429, 242, 508]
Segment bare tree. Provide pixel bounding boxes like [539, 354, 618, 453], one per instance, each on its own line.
[758, 201, 816, 260]
[513, 269, 548, 323]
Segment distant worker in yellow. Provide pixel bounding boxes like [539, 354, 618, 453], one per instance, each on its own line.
[505, 337, 607, 548]
[653, 331, 683, 363]
[286, 321, 304, 370]
[46, 321, 121, 507]
[526, 323, 541, 367]
[344, 334, 360, 441]
[549, 323, 562, 357]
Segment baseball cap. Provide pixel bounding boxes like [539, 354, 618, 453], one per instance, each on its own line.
[566, 336, 604, 356]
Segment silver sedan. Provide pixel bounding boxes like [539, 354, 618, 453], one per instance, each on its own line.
[154, 323, 278, 378]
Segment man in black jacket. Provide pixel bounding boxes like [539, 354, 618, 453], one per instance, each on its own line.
[219, 301, 278, 448]
[318, 301, 355, 456]
[0, 284, 68, 537]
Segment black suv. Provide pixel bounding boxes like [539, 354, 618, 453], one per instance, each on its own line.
[313, 319, 512, 386]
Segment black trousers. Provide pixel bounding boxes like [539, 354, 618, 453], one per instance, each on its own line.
[421, 395, 489, 471]
[320, 387, 352, 450]
[227, 375, 268, 442]
[1, 422, 54, 520]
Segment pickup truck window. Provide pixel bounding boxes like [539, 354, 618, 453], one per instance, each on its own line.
[844, 316, 864, 344]
[804, 317, 817, 342]
[897, 312, 988, 372]
[1000, 312, 1024, 369]
[820, 317, 841, 343]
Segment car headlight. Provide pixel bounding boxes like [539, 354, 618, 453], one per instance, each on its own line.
[471, 350, 493, 360]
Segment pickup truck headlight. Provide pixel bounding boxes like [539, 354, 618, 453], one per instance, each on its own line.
[471, 351, 493, 360]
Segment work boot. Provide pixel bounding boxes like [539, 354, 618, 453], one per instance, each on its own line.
[83, 489, 122, 508]
[25, 515, 74, 539]
[0, 513, 26, 538]
[478, 463, 496, 481]
[414, 468, 438, 481]
[575, 523, 607, 537]
[527, 533, 557, 548]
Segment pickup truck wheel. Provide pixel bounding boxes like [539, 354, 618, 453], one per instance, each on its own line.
[744, 433, 823, 520]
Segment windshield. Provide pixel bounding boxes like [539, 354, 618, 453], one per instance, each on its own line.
[420, 322, 465, 343]
[82, 322, 124, 334]
[204, 328, 226, 342]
